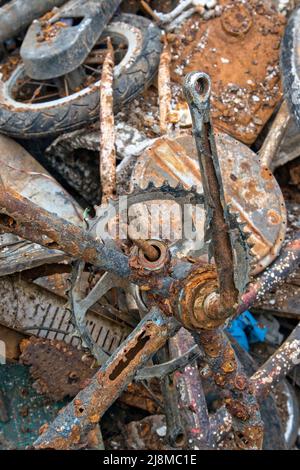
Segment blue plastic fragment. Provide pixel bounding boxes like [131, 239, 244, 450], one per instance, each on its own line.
[226, 310, 267, 352]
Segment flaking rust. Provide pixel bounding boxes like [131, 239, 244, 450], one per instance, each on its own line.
[158, 35, 172, 134]
[19, 337, 96, 401]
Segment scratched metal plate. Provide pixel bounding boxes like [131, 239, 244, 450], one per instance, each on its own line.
[130, 133, 286, 274]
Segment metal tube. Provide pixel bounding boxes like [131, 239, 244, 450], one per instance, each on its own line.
[204, 232, 300, 319]
[259, 101, 291, 170]
[0, 187, 130, 278]
[251, 322, 300, 399]
[100, 37, 116, 203]
[193, 329, 264, 450]
[169, 329, 212, 449]
[239, 233, 300, 314]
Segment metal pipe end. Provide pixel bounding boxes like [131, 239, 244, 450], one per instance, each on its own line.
[183, 71, 211, 108]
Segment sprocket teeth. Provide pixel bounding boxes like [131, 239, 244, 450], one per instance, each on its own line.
[174, 181, 184, 191]
[147, 181, 156, 190]
[97, 181, 201, 206]
[160, 180, 171, 191]
[132, 182, 142, 192]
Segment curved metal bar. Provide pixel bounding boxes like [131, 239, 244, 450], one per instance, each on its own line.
[135, 344, 201, 380]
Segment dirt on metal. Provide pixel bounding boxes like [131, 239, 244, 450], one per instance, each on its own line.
[171, 0, 286, 144]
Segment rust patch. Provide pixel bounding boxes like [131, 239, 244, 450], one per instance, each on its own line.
[38, 11, 67, 43]
[225, 398, 251, 421]
[175, 264, 221, 330]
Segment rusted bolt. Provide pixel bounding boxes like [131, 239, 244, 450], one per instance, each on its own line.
[175, 265, 223, 330]
[202, 291, 220, 317]
[68, 371, 79, 383]
[214, 373, 226, 387]
[221, 4, 253, 37]
[134, 239, 160, 261]
[221, 361, 236, 374]
[234, 375, 247, 391]
[267, 209, 281, 225]
[137, 240, 169, 271]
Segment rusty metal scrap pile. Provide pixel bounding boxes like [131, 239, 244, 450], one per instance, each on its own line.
[0, 0, 300, 451]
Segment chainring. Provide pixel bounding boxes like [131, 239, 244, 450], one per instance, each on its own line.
[69, 182, 252, 362]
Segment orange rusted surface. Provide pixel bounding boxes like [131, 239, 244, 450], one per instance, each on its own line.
[174, 264, 220, 330]
[37, 10, 67, 43]
[171, 0, 286, 144]
[0, 55, 20, 81]
[19, 337, 96, 401]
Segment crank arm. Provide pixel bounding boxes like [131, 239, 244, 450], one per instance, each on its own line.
[183, 72, 238, 316]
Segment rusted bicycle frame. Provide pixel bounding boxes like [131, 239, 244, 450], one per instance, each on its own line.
[0, 73, 300, 450]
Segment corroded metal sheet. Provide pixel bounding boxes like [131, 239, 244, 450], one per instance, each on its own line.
[0, 134, 82, 275]
[130, 133, 286, 274]
[171, 0, 286, 144]
[19, 337, 96, 401]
